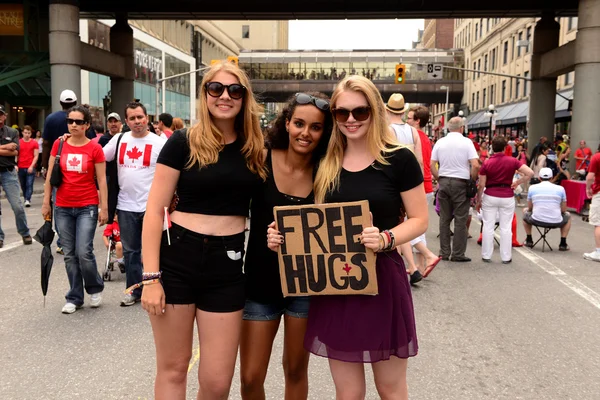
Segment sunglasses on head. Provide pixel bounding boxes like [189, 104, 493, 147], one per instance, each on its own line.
[66, 118, 86, 126]
[205, 82, 246, 100]
[295, 93, 330, 111]
[331, 106, 371, 123]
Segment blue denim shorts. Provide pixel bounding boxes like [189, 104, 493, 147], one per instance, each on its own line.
[243, 297, 310, 321]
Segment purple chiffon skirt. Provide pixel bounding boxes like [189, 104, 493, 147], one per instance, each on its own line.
[304, 251, 418, 363]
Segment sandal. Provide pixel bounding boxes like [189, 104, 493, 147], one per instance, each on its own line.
[423, 256, 442, 278]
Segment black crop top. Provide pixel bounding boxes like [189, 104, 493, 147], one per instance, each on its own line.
[245, 150, 314, 303]
[326, 147, 423, 230]
[157, 129, 262, 216]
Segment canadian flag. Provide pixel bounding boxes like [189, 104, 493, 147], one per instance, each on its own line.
[65, 154, 88, 173]
[119, 143, 152, 167]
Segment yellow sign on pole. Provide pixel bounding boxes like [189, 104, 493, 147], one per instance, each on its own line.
[0, 4, 24, 36]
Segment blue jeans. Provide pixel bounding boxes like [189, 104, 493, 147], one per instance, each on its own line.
[18, 168, 35, 201]
[118, 210, 144, 298]
[243, 297, 311, 321]
[55, 205, 104, 306]
[0, 169, 30, 241]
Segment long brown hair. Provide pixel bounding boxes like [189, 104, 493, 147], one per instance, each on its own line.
[186, 62, 266, 180]
[314, 75, 402, 203]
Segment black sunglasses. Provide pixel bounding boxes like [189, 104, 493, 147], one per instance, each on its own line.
[66, 118, 87, 126]
[295, 93, 330, 111]
[205, 82, 246, 100]
[331, 106, 371, 123]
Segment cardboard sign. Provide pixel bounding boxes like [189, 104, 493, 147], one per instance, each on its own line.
[274, 200, 378, 297]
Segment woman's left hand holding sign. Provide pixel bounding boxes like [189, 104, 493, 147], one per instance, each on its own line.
[267, 221, 284, 252]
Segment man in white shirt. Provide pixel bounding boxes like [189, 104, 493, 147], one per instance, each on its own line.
[431, 117, 480, 262]
[103, 102, 166, 306]
[523, 167, 571, 251]
[385, 93, 424, 284]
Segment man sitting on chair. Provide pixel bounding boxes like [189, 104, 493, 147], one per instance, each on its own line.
[523, 167, 571, 251]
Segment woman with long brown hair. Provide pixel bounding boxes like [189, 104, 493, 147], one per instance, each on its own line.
[141, 62, 266, 399]
[269, 76, 428, 399]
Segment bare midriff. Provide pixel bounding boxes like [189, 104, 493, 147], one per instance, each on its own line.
[170, 211, 246, 236]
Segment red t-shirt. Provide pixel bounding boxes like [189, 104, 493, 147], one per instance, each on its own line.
[18, 139, 38, 169]
[479, 153, 523, 198]
[575, 147, 593, 170]
[417, 130, 433, 193]
[589, 152, 600, 195]
[103, 221, 121, 242]
[162, 129, 173, 139]
[51, 140, 105, 207]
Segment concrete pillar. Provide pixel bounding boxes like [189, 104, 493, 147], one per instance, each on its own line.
[571, 0, 600, 155]
[48, 0, 81, 112]
[110, 15, 134, 120]
[528, 15, 560, 153]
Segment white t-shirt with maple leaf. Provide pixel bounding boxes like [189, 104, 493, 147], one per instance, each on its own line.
[104, 132, 166, 212]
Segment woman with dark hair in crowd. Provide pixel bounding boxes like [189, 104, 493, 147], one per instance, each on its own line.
[531, 143, 550, 184]
[476, 136, 533, 263]
[41, 105, 108, 314]
[240, 92, 332, 400]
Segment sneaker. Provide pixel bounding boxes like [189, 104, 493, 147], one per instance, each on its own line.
[583, 251, 600, 262]
[502, 259, 512, 264]
[22, 235, 32, 245]
[24, 200, 31, 207]
[120, 294, 140, 307]
[559, 244, 570, 252]
[116, 262, 126, 274]
[90, 292, 103, 308]
[524, 239, 534, 248]
[56, 247, 64, 255]
[61, 302, 80, 314]
[482, 258, 491, 263]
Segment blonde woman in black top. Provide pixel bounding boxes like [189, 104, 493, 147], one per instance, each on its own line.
[141, 62, 266, 399]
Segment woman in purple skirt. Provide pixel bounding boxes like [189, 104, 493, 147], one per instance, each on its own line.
[269, 75, 428, 398]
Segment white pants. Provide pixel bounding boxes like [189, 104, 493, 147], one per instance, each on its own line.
[481, 194, 515, 262]
[411, 192, 434, 250]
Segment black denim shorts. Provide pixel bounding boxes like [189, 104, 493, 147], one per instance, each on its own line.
[160, 222, 246, 312]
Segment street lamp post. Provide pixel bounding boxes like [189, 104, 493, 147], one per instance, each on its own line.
[458, 110, 467, 136]
[155, 65, 211, 118]
[440, 85, 450, 134]
[483, 104, 496, 145]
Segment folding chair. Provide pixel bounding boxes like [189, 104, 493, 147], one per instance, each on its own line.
[476, 211, 500, 246]
[530, 221, 561, 252]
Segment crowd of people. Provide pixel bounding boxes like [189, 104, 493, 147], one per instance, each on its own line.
[0, 61, 599, 399]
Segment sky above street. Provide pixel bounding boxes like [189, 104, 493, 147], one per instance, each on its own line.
[289, 19, 424, 50]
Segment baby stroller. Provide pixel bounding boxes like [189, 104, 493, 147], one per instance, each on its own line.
[103, 233, 125, 281]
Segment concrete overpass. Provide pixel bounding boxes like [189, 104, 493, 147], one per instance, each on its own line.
[2, 0, 598, 152]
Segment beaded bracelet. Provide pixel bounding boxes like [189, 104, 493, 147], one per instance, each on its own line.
[142, 271, 162, 280]
[387, 230, 396, 249]
[381, 230, 397, 252]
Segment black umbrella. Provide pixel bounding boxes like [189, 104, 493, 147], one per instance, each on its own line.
[34, 217, 55, 307]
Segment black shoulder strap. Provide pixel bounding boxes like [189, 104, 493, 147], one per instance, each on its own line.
[114, 132, 125, 187]
[56, 140, 64, 158]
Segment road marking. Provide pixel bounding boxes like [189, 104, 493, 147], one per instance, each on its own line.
[188, 346, 200, 372]
[515, 247, 600, 310]
[0, 240, 23, 253]
[472, 219, 600, 311]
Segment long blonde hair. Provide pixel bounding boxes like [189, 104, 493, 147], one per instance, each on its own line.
[314, 75, 401, 203]
[186, 62, 266, 180]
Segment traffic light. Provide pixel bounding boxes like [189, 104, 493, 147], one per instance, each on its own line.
[395, 64, 406, 84]
[227, 56, 239, 66]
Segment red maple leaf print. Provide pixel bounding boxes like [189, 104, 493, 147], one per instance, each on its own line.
[343, 263, 352, 275]
[68, 157, 81, 167]
[126, 146, 143, 161]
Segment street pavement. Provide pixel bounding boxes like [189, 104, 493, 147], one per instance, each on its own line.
[1, 177, 600, 399]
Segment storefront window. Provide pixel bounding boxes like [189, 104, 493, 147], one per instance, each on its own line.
[134, 39, 162, 85]
[164, 54, 190, 95]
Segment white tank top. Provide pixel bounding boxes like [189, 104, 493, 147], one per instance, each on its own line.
[390, 123, 415, 152]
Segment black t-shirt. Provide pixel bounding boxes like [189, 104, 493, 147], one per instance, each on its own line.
[0, 125, 19, 168]
[157, 129, 262, 217]
[245, 150, 314, 303]
[326, 147, 423, 230]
